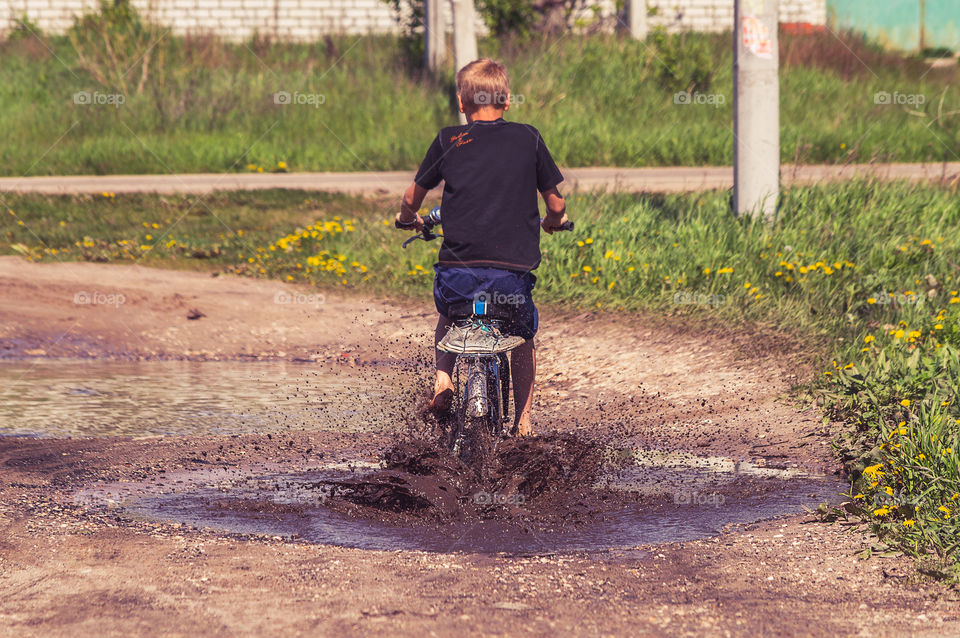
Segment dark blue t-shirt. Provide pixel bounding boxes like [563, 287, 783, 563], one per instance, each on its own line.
[414, 118, 563, 273]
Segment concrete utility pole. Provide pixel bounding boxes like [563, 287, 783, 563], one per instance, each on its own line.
[627, 0, 647, 40]
[733, 0, 780, 221]
[425, 0, 446, 72]
[450, 0, 478, 124]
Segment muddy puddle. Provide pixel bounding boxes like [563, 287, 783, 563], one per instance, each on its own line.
[0, 359, 407, 437]
[11, 359, 845, 554]
[75, 446, 844, 555]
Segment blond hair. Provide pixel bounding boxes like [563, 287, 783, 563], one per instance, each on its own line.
[456, 58, 510, 110]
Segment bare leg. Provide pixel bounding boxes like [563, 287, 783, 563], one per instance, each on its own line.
[434, 315, 456, 398]
[511, 339, 535, 436]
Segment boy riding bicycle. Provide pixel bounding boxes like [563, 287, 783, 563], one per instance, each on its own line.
[395, 58, 570, 437]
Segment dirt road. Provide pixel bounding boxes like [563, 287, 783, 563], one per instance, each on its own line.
[1, 162, 958, 196]
[1, 257, 958, 637]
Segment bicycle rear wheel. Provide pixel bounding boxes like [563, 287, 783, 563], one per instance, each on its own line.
[455, 357, 500, 474]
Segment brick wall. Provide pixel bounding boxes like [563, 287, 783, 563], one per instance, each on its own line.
[646, 0, 826, 33]
[1, 0, 826, 40]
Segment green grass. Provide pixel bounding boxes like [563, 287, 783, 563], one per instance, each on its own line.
[4, 181, 960, 579]
[0, 22, 958, 176]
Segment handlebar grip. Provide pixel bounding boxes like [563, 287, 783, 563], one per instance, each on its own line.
[544, 220, 575, 232]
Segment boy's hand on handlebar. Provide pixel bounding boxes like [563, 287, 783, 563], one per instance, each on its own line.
[541, 213, 570, 235]
[395, 212, 424, 232]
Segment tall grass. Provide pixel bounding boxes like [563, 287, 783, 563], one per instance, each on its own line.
[0, 17, 957, 175]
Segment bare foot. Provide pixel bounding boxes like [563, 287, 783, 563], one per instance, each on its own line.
[428, 388, 454, 415]
[515, 422, 535, 437]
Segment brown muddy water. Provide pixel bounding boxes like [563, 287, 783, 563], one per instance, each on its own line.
[74, 456, 843, 555]
[0, 359, 408, 437]
[7, 360, 845, 555]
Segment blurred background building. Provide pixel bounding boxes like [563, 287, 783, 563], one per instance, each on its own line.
[3, 0, 956, 53]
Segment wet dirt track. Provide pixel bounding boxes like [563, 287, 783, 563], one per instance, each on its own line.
[2, 259, 959, 637]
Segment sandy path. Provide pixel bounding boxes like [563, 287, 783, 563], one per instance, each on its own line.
[0, 257, 820, 464]
[1, 257, 958, 637]
[1, 162, 958, 196]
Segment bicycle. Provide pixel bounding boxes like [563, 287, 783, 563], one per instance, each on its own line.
[397, 207, 573, 468]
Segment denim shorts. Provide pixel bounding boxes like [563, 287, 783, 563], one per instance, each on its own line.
[433, 265, 538, 340]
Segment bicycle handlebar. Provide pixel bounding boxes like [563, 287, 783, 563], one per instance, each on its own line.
[397, 208, 572, 248]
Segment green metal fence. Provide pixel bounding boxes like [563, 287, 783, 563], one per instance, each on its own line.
[828, 0, 959, 52]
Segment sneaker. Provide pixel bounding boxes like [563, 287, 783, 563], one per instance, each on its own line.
[437, 322, 525, 354]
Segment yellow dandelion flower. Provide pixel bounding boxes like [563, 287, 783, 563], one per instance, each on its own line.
[863, 464, 884, 478]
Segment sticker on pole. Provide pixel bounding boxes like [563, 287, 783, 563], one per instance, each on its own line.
[742, 15, 773, 59]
